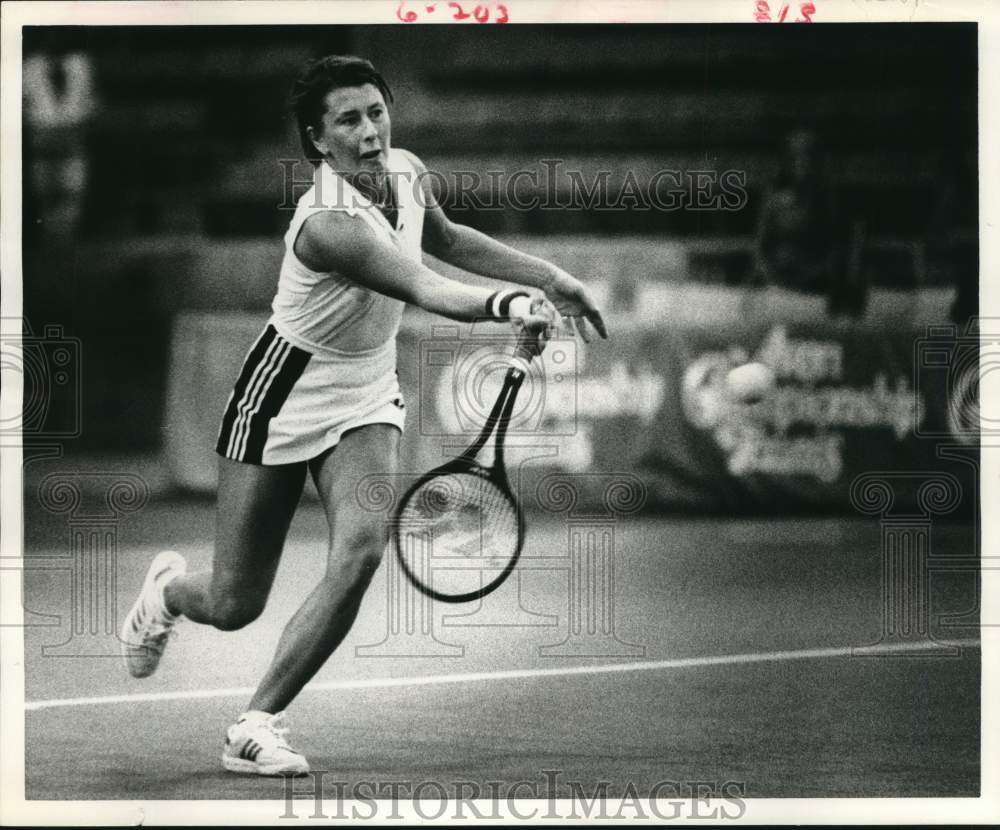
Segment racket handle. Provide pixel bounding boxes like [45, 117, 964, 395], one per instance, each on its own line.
[512, 325, 544, 362]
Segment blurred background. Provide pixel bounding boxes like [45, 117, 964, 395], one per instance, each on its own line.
[18, 23, 983, 799]
[21, 23, 979, 512]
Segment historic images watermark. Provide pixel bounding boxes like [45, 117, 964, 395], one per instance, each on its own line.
[1, 315, 103, 641]
[849, 470, 967, 656]
[278, 159, 749, 214]
[2, 317, 149, 653]
[280, 771, 747, 821]
[10, 473, 149, 656]
[354, 324, 646, 658]
[418, 325, 581, 439]
[847, 317, 996, 654]
[352, 468, 647, 660]
[0, 316, 82, 448]
[913, 317, 999, 444]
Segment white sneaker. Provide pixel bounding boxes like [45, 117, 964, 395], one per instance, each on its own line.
[120, 550, 185, 678]
[222, 710, 310, 776]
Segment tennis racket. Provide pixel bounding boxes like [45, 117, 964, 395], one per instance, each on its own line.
[393, 328, 542, 603]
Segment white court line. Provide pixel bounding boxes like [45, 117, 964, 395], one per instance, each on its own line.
[24, 638, 980, 712]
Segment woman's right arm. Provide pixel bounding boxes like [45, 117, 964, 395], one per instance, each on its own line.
[295, 209, 555, 327]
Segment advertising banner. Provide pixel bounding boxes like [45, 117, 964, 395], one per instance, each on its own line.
[396, 318, 977, 514]
[167, 312, 977, 514]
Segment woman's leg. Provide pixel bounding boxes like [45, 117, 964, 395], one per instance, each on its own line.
[164, 455, 307, 629]
[247, 423, 399, 714]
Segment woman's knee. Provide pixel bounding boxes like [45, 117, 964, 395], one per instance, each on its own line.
[209, 593, 266, 631]
[330, 526, 386, 579]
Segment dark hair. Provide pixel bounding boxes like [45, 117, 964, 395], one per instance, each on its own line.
[290, 55, 394, 165]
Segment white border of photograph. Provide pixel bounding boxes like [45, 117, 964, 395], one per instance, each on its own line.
[2, 0, 996, 824]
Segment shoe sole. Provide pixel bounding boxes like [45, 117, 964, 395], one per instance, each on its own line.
[120, 550, 185, 678]
[222, 754, 310, 776]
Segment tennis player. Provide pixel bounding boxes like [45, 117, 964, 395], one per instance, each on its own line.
[121, 55, 607, 776]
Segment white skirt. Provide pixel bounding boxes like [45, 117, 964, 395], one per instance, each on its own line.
[215, 322, 405, 465]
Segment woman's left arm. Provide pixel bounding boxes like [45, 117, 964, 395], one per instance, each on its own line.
[402, 150, 608, 341]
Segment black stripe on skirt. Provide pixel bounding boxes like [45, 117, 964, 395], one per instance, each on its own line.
[215, 325, 311, 464]
[241, 343, 310, 464]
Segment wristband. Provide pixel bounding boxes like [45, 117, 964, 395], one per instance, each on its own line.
[507, 295, 534, 321]
[484, 289, 530, 320]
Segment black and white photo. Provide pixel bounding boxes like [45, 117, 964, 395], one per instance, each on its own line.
[1, 0, 996, 824]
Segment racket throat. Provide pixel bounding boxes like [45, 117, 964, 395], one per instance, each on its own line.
[462, 367, 525, 464]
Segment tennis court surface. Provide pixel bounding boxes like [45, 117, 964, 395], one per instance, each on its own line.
[22, 490, 979, 800]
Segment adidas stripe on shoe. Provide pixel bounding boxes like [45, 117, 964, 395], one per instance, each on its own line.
[222, 710, 310, 776]
[120, 550, 185, 678]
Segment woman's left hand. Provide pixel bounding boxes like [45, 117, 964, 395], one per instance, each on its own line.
[542, 268, 609, 342]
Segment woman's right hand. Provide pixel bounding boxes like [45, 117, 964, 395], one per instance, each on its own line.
[508, 294, 560, 359]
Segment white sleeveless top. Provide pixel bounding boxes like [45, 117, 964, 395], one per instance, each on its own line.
[270, 148, 425, 355]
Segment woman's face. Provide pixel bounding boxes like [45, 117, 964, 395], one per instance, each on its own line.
[308, 83, 391, 178]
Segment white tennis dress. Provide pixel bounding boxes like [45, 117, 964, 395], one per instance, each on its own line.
[216, 149, 425, 465]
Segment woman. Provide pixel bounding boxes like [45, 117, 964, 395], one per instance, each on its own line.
[120, 55, 607, 776]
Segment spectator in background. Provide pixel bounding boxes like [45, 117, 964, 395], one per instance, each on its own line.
[752, 128, 865, 316]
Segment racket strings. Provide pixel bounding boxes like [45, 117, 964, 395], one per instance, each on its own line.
[394, 367, 526, 602]
[398, 472, 518, 562]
